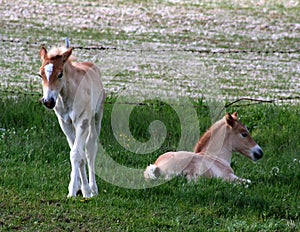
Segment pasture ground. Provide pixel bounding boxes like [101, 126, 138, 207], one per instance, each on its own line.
[0, 0, 300, 231]
[0, 97, 299, 231]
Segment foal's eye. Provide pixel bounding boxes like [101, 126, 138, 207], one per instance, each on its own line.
[38, 73, 42, 78]
[241, 132, 248, 138]
[58, 72, 63, 79]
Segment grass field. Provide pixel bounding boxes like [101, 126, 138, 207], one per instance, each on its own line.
[0, 97, 299, 231]
[1, 0, 300, 231]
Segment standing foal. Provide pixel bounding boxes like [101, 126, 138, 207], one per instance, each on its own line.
[39, 45, 105, 198]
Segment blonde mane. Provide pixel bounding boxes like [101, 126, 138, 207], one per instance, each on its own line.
[193, 117, 226, 153]
[47, 46, 76, 61]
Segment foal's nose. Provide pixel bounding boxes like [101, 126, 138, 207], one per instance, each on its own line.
[253, 146, 263, 161]
[43, 97, 56, 109]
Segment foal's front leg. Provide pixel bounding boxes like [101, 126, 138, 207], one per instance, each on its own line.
[57, 118, 82, 196]
[68, 146, 82, 198]
[68, 122, 91, 198]
[228, 173, 251, 184]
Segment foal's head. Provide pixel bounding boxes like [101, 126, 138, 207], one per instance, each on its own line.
[39, 46, 73, 109]
[225, 112, 263, 161]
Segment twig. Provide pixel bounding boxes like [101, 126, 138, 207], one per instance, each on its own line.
[225, 97, 274, 108]
[215, 97, 275, 120]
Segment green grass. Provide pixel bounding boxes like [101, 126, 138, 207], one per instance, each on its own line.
[0, 96, 299, 231]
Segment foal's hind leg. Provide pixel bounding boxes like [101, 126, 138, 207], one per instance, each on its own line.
[85, 115, 102, 197]
[86, 100, 104, 196]
[86, 132, 98, 197]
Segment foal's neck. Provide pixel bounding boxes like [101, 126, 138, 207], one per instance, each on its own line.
[60, 61, 78, 101]
[200, 123, 233, 164]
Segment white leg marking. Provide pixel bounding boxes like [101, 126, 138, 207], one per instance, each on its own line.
[68, 146, 88, 198]
[68, 150, 81, 198]
[68, 123, 93, 198]
[79, 161, 92, 198]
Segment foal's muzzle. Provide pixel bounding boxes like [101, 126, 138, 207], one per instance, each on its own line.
[252, 145, 263, 161]
[42, 97, 56, 109]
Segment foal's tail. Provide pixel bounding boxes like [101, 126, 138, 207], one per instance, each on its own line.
[144, 164, 159, 180]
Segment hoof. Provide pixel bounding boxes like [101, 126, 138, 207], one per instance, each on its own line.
[67, 193, 76, 198]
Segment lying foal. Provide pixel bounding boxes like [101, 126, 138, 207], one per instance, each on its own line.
[144, 112, 263, 183]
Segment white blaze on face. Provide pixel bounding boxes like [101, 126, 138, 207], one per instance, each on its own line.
[44, 63, 54, 81]
[42, 63, 58, 103]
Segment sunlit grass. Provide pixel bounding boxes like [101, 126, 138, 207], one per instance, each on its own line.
[0, 96, 299, 231]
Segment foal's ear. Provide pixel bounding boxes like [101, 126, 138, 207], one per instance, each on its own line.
[40, 46, 47, 61]
[232, 112, 238, 119]
[225, 113, 236, 128]
[62, 47, 73, 62]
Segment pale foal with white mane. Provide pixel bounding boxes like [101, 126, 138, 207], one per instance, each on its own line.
[144, 112, 263, 183]
[39, 44, 105, 198]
